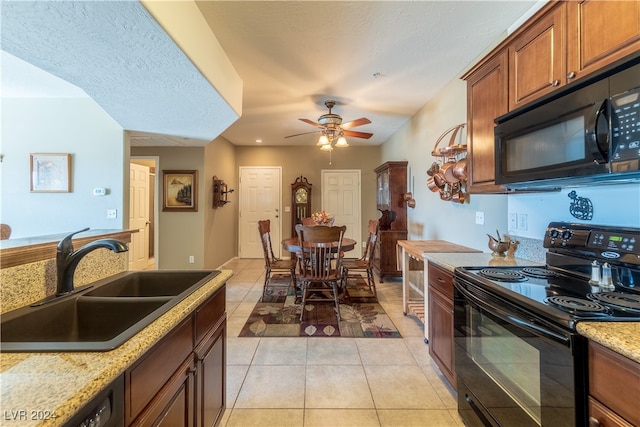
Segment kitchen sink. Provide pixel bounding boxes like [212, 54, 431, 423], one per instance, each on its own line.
[1, 270, 220, 352]
[83, 271, 219, 298]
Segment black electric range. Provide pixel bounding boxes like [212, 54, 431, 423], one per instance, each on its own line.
[455, 222, 640, 330]
[453, 222, 640, 427]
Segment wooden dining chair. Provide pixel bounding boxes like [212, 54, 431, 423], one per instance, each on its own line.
[295, 224, 347, 321]
[342, 219, 378, 298]
[301, 217, 317, 226]
[258, 219, 297, 300]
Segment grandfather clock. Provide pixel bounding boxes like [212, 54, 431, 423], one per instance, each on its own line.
[373, 161, 408, 281]
[291, 176, 312, 237]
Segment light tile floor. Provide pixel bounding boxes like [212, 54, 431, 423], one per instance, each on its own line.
[220, 258, 465, 427]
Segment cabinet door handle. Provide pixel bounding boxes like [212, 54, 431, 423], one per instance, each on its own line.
[567, 71, 576, 79]
[588, 416, 601, 427]
[436, 277, 445, 283]
[552, 79, 560, 87]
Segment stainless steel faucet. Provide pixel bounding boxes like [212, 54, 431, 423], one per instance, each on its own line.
[56, 228, 128, 296]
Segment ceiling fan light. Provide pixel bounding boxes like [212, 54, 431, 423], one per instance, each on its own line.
[335, 136, 348, 147]
[317, 134, 329, 146]
[320, 143, 333, 151]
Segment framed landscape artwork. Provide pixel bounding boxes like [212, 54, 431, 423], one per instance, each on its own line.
[30, 153, 72, 192]
[163, 170, 198, 212]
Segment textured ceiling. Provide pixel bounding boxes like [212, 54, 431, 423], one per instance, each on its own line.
[1, 0, 240, 145]
[196, 0, 542, 147]
[1, 1, 544, 148]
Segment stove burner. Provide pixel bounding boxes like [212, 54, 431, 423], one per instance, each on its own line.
[588, 292, 640, 314]
[522, 267, 558, 279]
[478, 268, 527, 282]
[545, 296, 609, 315]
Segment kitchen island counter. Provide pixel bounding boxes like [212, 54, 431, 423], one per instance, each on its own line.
[397, 239, 540, 342]
[0, 269, 232, 427]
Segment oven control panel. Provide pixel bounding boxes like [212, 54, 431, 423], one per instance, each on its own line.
[544, 222, 640, 265]
[588, 231, 638, 254]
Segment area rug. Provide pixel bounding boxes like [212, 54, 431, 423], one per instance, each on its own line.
[239, 274, 401, 338]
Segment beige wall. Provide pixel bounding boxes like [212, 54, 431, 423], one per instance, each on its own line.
[382, 78, 507, 251]
[131, 146, 207, 269]
[236, 145, 382, 243]
[204, 137, 238, 269]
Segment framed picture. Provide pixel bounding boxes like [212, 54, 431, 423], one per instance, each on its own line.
[30, 153, 72, 192]
[163, 170, 198, 212]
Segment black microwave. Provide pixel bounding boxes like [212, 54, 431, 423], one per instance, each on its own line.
[494, 58, 640, 190]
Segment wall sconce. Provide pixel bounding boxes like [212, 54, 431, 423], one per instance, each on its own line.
[212, 176, 234, 208]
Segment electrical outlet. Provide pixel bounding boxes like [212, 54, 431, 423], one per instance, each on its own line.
[518, 213, 528, 231]
[509, 213, 518, 230]
[189, 255, 195, 264]
[106, 209, 117, 219]
[475, 211, 485, 225]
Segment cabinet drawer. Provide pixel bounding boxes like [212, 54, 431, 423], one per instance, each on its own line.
[589, 397, 634, 427]
[589, 342, 640, 426]
[126, 316, 194, 424]
[428, 263, 453, 299]
[195, 285, 225, 343]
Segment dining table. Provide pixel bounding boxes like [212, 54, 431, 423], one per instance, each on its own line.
[281, 236, 358, 254]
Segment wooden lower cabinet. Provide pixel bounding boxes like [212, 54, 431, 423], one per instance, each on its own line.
[195, 324, 225, 427]
[427, 262, 455, 388]
[588, 341, 640, 427]
[141, 358, 195, 427]
[126, 285, 226, 427]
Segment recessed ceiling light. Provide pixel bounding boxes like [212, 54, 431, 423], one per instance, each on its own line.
[256, 139, 263, 143]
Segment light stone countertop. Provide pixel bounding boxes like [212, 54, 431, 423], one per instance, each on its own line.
[576, 322, 640, 364]
[424, 251, 542, 272]
[0, 269, 233, 427]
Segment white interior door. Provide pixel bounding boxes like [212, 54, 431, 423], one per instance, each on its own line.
[322, 169, 362, 258]
[239, 166, 282, 258]
[129, 162, 150, 270]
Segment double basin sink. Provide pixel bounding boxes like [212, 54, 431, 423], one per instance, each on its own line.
[1, 270, 220, 352]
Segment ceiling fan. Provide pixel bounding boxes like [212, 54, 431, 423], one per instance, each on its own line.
[285, 100, 373, 147]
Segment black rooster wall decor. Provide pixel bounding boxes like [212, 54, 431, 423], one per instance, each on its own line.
[568, 190, 593, 221]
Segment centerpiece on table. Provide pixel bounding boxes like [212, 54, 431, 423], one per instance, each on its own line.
[312, 209, 334, 225]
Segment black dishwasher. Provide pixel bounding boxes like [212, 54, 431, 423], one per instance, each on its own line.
[63, 374, 123, 427]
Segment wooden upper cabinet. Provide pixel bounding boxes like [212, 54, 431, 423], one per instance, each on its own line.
[509, 4, 565, 110]
[567, 0, 640, 82]
[464, 50, 508, 193]
[461, 0, 640, 194]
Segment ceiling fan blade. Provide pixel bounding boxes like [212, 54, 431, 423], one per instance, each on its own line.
[341, 118, 371, 129]
[299, 118, 323, 128]
[343, 130, 373, 139]
[284, 131, 320, 138]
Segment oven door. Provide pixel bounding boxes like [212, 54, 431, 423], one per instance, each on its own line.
[454, 278, 586, 427]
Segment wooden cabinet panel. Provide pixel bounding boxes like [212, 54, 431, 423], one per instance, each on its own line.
[567, 1, 640, 81]
[509, 3, 565, 109]
[195, 325, 226, 427]
[126, 316, 194, 425]
[132, 358, 195, 427]
[427, 263, 455, 388]
[465, 50, 508, 193]
[588, 341, 640, 426]
[195, 286, 225, 343]
[125, 283, 227, 427]
[589, 397, 634, 427]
